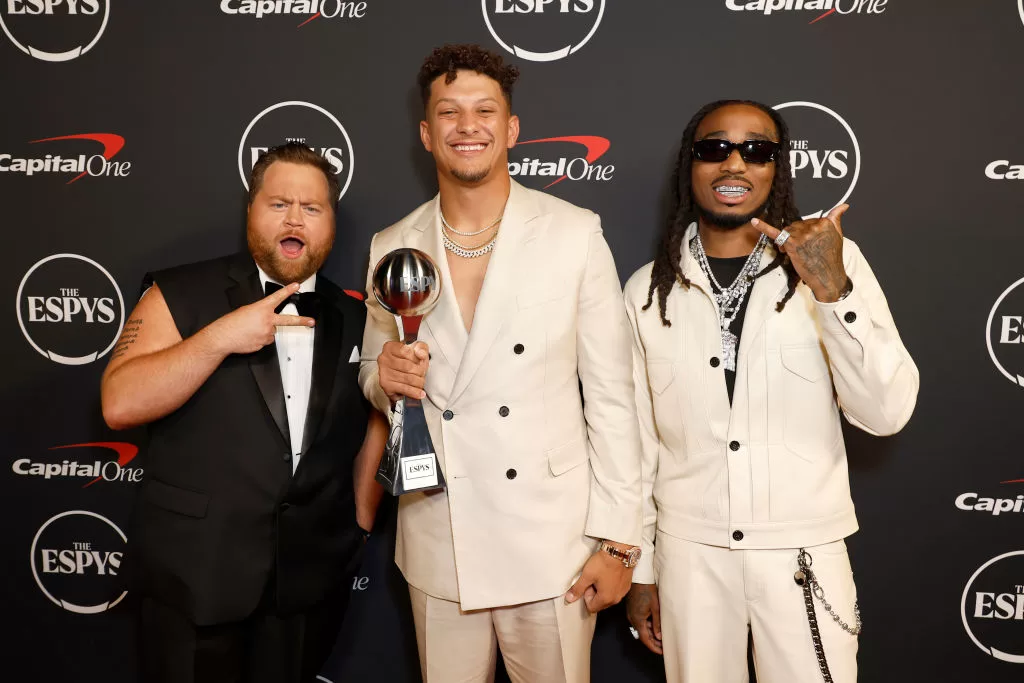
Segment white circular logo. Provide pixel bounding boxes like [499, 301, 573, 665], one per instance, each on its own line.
[773, 101, 861, 219]
[30, 510, 128, 614]
[961, 551, 1024, 663]
[986, 277, 1024, 386]
[482, 0, 605, 62]
[16, 253, 125, 365]
[238, 100, 355, 202]
[0, 0, 109, 62]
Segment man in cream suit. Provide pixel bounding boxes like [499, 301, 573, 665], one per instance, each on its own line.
[359, 44, 643, 683]
[624, 100, 919, 682]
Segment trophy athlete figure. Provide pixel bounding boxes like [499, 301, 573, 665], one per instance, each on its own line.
[623, 101, 919, 682]
[101, 143, 386, 683]
[359, 44, 643, 683]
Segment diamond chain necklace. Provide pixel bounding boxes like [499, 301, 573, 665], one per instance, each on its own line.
[690, 231, 769, 372]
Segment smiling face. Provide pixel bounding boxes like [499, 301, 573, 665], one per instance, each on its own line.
[246, 160, 335, 283]
[419, 69, 519, 186]
[691, 103, 779, 229]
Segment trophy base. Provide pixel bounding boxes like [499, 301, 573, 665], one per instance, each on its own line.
[376, 395, 446, 496]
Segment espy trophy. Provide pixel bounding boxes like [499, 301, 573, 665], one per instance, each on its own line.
[371, 248, 446, 495]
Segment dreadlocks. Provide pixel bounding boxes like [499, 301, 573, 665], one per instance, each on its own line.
[643, 100, 803, 326]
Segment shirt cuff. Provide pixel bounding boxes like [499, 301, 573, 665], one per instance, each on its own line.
[631, 540, 656, 584]
[815, 281, 868, 343]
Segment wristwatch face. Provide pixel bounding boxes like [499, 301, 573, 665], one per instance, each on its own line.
[626, 547, 642, 568]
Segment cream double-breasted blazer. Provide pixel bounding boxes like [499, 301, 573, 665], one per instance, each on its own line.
[360, 180, 642, 610]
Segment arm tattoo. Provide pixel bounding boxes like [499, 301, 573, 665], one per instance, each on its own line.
[795, 230, 845, 299]
[110, 318, 143, 359]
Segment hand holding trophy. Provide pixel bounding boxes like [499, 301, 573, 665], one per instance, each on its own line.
[372, 248, 446, 495]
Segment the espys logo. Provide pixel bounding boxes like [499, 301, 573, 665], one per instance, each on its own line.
[219, 0, 367, 27]
[482, 0, 605, 63]
[0, 133, 130, 183]
[0, 0, 109, 62]
[1019, 0, 1023, 28]
[238, 101, 354, 201]
[961, 551, 1024, 663]
[13, 442, 142, 487]
[30, 510, 127, 614]
[725, 0, 888, 23]
[509, 135, 613, 190]
[773, 101, 860, 219]
[984, 277, 1024, 387]
[16, 253, 125, 365]
[956, 479, 1024, 516]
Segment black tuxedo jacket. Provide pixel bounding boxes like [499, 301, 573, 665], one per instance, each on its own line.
[130, 252, 369, 625]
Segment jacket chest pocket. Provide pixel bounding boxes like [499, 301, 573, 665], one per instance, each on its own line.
[779, 344, 841, 460]
[646, 360, 683, 443]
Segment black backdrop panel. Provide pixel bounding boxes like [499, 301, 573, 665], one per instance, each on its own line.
[2, 1, 1023, 681]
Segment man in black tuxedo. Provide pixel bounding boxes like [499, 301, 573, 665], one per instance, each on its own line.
[101, 142, 386, 683]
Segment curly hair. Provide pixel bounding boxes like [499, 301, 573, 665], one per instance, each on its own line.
[417, 43, 520, 110]
[643, 100, 803, 326]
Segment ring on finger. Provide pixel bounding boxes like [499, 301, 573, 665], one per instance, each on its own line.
[628, 625, 640, 640]
[774, 229, 792, 248]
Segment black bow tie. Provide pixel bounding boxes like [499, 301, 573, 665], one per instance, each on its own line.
[264, 281, 321, 318]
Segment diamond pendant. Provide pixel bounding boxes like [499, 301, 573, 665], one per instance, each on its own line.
[721, 330, 738, 372]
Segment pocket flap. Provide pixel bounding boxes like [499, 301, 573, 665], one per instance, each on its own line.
[547, 438, 588, 476]
[146, 479, 209, 518]
[646, 361, 676, 395]
[781, 344, 829, 383]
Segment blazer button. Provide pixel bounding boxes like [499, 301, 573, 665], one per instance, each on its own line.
[710, 356, 720, 368]
[443, 410, 454, 421]
[499, 406, 510, 417]
[844, 311, 857, 324]
[280, 502, 291, 511]
[729, 440, 740, 452]
[506, 468, 517, 480]
[514, 343, 525, 355]
[282, 452, 292, 461]
[732, 530, 744, 542]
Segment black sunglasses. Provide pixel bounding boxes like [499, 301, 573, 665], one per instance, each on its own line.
[692, 139, 780, 164]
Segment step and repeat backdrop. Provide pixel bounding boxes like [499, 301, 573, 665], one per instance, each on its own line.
[2, 1, 1023, 681]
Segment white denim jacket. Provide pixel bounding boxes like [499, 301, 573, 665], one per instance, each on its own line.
[624, 223, 919, 583]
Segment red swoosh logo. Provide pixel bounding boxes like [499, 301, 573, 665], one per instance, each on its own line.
[49, 442, 139, 488]
[810, 8, 836, 24]
[516, 135, 611, 189]
[1001, 479, 1024, 484]
[30, 133, 125, 185]
[297, 11, 321, 27]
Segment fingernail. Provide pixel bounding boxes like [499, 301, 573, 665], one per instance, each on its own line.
[750, 218, 759, 225]
[419, 391, 426, 400]
[564, 591, 574, 603]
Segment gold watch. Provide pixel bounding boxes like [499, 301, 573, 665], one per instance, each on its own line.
[599, 541, 641, 568]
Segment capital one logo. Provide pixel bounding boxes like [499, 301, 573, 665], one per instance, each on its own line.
[238, 101, 354, 201]
[955, 479, 1024, 516]
[725, 0, 888, 23]
[773, 101, 860, 219]
[17, 253, 125, 365]
[13, 442, 143, 487]
[962, 551, 1024, 663]
[482, 0, 605, 62]
[986, 159, 1024, 180]
[985, 277, 1024, 386]
[0, 133, 130, 183]
[219, 0, 367, 27]
[30, 510, 127, 614]
[0, 0, 109, 62]
[509, 136, 613, 190]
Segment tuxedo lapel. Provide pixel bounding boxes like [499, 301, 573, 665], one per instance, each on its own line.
[225, 255, 291, 449]
[301, 289, 341, 455]
[450, 181, 542, 404]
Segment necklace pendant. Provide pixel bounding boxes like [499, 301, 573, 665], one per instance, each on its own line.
[722, 330, 738, 372]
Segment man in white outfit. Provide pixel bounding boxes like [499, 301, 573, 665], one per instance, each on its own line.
[623, 100, 919, 683]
